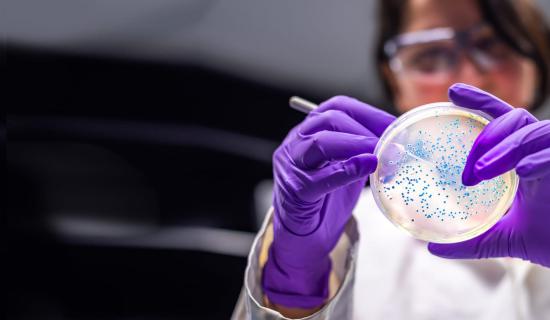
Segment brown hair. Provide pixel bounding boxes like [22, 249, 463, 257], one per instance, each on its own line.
[375, 0, 550, 110]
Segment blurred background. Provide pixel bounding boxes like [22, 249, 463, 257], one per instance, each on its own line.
[4, 1, 550, 319]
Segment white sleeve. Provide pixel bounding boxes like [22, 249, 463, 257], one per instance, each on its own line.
[231, 207, 360, 320]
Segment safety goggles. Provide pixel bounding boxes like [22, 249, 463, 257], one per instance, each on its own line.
[384, 23, 516, 81]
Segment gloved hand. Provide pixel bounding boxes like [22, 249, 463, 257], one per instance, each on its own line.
[429, 83, 550, 268]
[262, 96, 396, 308]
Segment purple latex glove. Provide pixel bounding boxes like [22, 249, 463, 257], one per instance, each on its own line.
[429, 83, 550, 268]
[262, 96, 395, 308]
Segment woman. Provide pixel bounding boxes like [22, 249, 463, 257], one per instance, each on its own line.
[233, 0, 550, 318]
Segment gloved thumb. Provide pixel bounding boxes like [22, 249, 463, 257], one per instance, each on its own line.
[427, 220, 512, 260]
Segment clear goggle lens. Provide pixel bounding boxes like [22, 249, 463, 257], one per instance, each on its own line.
[386, 25, 516, 79]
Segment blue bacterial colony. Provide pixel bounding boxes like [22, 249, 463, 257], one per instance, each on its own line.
[372, 107, 518, 243]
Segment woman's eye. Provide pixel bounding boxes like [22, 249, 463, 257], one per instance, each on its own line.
[409, 47, 454, 73]
[474, 37, 510, 59]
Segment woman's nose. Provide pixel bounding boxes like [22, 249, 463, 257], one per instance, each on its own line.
[454, 54, 489, 88]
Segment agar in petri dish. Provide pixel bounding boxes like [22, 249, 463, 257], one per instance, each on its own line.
[370, 102, 518, 243]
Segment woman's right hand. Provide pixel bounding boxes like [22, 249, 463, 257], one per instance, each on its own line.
[262, 96, 395, 310]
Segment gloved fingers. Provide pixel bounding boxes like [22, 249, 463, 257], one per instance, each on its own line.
[428, 219, 512, 260]
[462, 108, 538, 186]
[289, 130, 378, 169]
[300, 109, 374, 136]
[300, 153, 377, 199]
[448, 83, 515, 119]
[516, 148, 550, 180]
[473, 120, 550, 182]
[316, 95, 396, 137]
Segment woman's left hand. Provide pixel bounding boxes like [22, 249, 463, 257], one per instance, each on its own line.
[429, 83, 550, 268]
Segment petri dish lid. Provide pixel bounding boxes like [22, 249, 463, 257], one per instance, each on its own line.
[370, 102, 518, 243]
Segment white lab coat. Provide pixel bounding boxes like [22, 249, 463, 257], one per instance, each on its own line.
[232, 187, 550, 320]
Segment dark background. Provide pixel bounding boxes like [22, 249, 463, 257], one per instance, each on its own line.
[7, 45, 309, 319]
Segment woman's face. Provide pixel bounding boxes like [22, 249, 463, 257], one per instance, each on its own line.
[389, 0, 537, 113]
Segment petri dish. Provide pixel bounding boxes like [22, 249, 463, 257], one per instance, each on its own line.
[370, 102, 518, 243]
